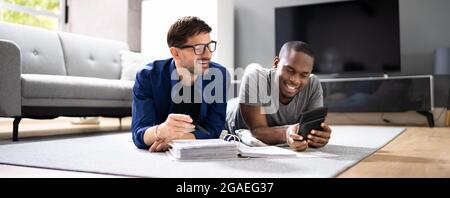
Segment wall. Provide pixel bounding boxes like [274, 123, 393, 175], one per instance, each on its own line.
[399, 0, 450, 107]
[128, 0, 142, 52]
[67, 0, 141, 51]
[141, 0, 234, 71]
[234, 0, 450, 107]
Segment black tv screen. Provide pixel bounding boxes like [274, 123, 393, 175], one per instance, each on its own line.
[275, 0, 400, 75]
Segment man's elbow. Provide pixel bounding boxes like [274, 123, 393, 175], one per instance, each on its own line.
[132, 136, 149, 150]
[132, 128, 149, 150]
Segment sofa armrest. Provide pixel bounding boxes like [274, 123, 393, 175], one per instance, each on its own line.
[0, 39, 22, 116]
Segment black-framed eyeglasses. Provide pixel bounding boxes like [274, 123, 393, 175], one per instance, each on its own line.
[176, 41, 217, 55]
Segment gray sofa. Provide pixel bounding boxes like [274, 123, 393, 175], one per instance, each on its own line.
[0, 22, 134, 141]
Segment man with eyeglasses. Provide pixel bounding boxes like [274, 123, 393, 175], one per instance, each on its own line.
[132, 16, 230, 152]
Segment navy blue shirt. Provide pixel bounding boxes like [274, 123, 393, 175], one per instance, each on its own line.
[172, 84, 201, 122]
[131, 58, 230, 149]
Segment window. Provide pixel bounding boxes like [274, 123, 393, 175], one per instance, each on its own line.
[0, 0, 66, 30]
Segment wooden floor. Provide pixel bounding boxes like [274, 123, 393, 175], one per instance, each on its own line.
[0, 118, 449, 177]
[0, 117, 131, 140]
[338, 127, 450, 178]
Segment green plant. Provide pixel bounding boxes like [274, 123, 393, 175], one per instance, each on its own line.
[1, 0, 60, 30]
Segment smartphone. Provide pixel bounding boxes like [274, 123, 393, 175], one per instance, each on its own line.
[297, 107, 328, 140]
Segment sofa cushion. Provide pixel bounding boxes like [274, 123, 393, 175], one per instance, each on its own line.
[120, 50, 152, 81]
[22, 74, 133, 101]
[58, 32, 128, 80]
[0, 22, 66, 75]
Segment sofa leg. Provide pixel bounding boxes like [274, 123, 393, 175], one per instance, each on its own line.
[13, 117, 22, 141]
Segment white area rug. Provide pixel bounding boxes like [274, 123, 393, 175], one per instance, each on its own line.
[0, 126, 404, 177]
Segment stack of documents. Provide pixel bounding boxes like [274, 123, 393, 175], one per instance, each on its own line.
[167, 138, 300, 160]
[168, 139, 238, 160]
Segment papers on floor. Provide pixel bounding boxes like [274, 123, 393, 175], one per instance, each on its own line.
[167, 139, 298, 160]
[167, 139, 339, 160]
[237, 143, 297, 158]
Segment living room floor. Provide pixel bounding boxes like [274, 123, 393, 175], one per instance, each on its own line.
[0, 117, 132, 177]
[0, 118, 448, 177]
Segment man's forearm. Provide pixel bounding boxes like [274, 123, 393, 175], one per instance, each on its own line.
[251, 126, 287, 145]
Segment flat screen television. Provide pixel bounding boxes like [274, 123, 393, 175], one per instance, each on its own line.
[275, 0, 400, 75]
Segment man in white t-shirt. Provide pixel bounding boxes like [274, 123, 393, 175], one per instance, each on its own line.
[226, 41, 332, 151]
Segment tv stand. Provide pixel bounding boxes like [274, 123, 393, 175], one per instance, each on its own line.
[416, 111, 435, 127]
[321, 75, 434, 127]
[318, 73, 390, 79]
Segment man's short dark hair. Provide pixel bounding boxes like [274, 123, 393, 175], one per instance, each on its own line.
[167, 16, 212, 47]
[279, 41, 315, 59]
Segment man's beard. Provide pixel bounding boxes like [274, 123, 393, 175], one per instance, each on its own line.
[188, 59, 208, 75]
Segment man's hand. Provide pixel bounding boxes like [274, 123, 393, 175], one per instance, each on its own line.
[286, 124, 308, 151]
[149, 114, 195, 152]
[307, 123, 332, 148]
[149, 139, 170, 152]
[158, 114, 195, 139]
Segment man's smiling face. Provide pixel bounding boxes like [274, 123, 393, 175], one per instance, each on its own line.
[277, 50, 314, 103]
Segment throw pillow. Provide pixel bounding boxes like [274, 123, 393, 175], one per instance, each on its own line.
[120, 50, 152, 81]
